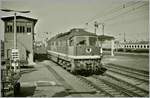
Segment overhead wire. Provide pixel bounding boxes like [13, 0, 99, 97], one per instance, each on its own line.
[82, 0, 143, 25]
[103, 2, 148, 22]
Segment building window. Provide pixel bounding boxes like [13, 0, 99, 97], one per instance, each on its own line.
[10, 25, 12, 32]
[22, 26, 25, 33]
[17, 26, 19, 33]
[6, 25, 13, 32]
[20, 26, 22, 33]
[27, 27, 31, 32]
[16, 26, 25, 33]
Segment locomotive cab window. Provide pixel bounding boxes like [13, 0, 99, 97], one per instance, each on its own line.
[89, 37, 97, 46]
[76, 36, 87, 46]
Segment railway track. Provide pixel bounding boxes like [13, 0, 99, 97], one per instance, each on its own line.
[42, 60, 149, 97]
[95, 74, 149, 97]
[105, 63, 149, 84]
[77, 75, 147, 97]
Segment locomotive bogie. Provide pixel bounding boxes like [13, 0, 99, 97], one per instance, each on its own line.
[74, 59, 102, 73]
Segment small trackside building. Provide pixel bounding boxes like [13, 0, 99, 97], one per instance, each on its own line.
[1, 15, 38, 65]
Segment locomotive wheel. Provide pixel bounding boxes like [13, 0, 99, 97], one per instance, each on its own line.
[14, 82, 20, 97]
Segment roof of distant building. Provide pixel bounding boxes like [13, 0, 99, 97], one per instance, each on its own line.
[1, 15, 38, 24]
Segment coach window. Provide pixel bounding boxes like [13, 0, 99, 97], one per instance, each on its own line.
[132, 45, 133, 48]
[147, 45, 149, 48]
[134, 45, 136, 48]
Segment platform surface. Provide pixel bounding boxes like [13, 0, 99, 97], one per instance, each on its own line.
[19, 63, 66, 97]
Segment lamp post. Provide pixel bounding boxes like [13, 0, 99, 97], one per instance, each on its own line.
[0, 9, 30, 49]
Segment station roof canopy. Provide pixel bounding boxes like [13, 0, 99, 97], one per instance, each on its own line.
[1, 15, 38, 25]
[98, 35, 115, 41]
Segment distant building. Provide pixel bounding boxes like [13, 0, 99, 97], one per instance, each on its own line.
[1, 16, 38, 64]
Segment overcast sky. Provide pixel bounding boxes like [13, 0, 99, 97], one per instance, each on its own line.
[0, 0, 149, 42]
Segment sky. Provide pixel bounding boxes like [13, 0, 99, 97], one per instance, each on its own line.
[0, 0, 149, 42]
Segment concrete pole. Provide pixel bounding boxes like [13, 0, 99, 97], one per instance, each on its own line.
[111, 40, 114, 56]
[14, 12, 17, 49]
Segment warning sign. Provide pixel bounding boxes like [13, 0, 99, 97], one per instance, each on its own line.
[11, 49, 19, 61]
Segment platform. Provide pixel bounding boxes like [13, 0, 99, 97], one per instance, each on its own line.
[19, 62, 66, 97]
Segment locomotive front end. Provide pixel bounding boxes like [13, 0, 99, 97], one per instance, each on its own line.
[70, 36, 106, 75]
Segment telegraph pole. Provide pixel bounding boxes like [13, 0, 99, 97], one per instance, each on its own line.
[94, 21, 99, 34]
[124, 32, 126, 42]
[123, 32, 126, 52]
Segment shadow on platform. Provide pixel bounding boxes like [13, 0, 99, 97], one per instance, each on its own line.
[19, 86, 36, 97]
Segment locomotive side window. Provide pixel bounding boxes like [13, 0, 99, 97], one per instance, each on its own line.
[69, 39, 74, 46]
[89, 37, 96, 46]
[76, 37, 87, 46]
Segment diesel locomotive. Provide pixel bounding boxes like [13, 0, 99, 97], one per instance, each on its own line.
[47, 28, 106, 75]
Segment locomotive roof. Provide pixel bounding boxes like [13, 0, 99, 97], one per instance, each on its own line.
[49, 28, 97, 42]
[98, 35, 115, 41]
[48, 28, 115, 42]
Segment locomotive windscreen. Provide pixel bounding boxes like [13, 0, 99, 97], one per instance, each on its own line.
[76, 36, 87, 46]
[76, 36, 97, 46]
[89, 37, 97, 46]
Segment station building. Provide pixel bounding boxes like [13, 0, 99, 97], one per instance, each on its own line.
[1, 16, 37, 64]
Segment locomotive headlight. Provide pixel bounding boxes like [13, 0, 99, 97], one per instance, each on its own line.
[86, 48, 92, 53]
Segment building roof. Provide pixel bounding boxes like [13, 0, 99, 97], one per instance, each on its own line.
[1, 15, 38, 25]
